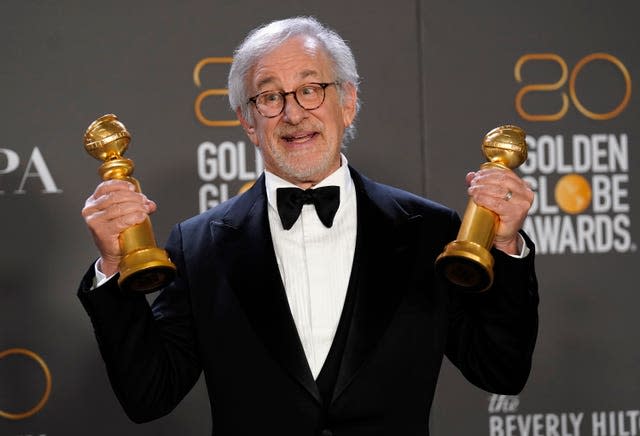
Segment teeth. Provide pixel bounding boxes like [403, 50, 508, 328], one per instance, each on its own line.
[285, 133, 313, 142]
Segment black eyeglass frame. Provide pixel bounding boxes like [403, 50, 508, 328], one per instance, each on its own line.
[247, 82, 340, 118]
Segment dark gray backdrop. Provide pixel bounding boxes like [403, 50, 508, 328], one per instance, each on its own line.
[1, 1, 637, 435]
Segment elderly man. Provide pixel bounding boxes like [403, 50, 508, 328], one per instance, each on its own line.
[79, 16, 538, 436]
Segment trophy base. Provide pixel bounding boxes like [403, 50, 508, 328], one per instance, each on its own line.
[435, 240, 494, 292]
[118, 247, 177, 294]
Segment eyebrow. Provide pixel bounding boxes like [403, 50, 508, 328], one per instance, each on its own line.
[255, 69, 322, 91]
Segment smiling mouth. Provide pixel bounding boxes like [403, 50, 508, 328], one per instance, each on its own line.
[282, 132, 317, 143]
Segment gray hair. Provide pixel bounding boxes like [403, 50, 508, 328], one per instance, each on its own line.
[228, 16, 361, 145]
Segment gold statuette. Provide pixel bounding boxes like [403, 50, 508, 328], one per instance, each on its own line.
[435, 125, 527, 292]
[84, 114, 176, 293]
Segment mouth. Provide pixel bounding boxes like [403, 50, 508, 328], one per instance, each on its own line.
[281, 131, 318, 144]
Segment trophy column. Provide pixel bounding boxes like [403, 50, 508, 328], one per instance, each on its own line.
[84, 114, 176, 293]
[435, 125, 527, 292]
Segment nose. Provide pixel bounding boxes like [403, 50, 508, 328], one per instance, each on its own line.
[281, 93, 307, 124]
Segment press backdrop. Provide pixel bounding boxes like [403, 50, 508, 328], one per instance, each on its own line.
[1, 1, 638, 435]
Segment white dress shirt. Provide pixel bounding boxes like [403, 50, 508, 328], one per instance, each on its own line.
[265, 154, 357, 379]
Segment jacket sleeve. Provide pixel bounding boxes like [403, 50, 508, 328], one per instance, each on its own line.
[77, 223, 201, 423]
[444, 224, 539, 394]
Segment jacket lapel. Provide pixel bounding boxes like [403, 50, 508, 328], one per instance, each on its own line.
[209, 176, 321, 404]
[332, 168, 424, 402]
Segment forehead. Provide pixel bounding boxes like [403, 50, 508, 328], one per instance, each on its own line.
[250, 36, 332, 90]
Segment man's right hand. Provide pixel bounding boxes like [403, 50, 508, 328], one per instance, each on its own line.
[81, 180, 157, 277]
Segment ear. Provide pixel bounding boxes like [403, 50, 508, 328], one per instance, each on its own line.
[340, 82, 358, 128]
[236, 108, 258, 145]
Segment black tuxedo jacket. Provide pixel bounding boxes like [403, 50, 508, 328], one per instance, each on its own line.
[79, 167, 538, 436]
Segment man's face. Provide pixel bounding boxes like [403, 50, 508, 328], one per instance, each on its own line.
[237, 36, 357, 188]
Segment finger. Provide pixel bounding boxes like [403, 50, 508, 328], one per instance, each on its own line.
[112, 211, 149, 230]
[469, 169, 533, 204]
[83, 182, 136, 212]
[96, 191, 154, 213]
[472, 187, 532, 215]
[85, 205, 148, 230]
[471, 168, 516, 189]
[83, 189, 151, 218]
[92, 199, 151, 223]
[92, 179, 137, 198]
[465, 171, 476, 186]
[143, 195, 158, 214]
[476, 168, 529, 190]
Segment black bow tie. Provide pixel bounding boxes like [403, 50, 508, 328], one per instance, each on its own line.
[276, 186, 340, 230]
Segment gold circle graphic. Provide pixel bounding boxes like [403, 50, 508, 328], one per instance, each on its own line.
[0, 348, 52, 420]
[555, 174, 592, 214]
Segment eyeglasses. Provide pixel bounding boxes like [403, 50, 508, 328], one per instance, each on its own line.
[247, 82, 339, 118]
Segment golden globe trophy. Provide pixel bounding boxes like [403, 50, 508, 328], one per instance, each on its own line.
[84, 114, 176, 293]
[435, 125, 527, 292]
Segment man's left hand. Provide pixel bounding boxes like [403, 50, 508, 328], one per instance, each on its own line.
[466, 168, 534, 255]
